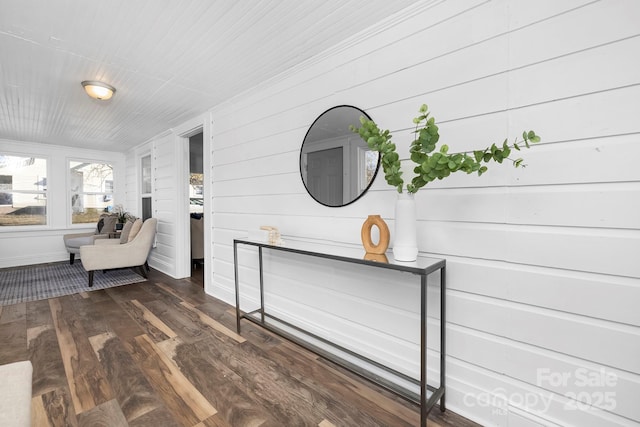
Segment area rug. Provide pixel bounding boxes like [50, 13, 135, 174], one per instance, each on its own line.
[0, 262, 146, 306]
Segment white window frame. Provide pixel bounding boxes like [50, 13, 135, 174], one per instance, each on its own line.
[140, 152, 153, 220]
[0, 153, 49, 230]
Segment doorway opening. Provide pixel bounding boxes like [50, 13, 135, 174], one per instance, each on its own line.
[188, 131, 204, 280]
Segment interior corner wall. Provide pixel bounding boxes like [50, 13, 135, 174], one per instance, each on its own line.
[208, 1, 639, 426]
[125, 132, 182, 278]
[0, 139, 126, 268]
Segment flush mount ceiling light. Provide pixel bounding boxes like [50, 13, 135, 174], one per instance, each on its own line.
[81, 80, 116, 100]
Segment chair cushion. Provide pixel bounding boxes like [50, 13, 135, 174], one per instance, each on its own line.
[128, 219, 144, 242]
[120, 220, 134, 243]
[100, 216, 118, 235]
[65, 235, 96, 249]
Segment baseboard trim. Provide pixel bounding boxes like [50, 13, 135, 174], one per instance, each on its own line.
[0, 252, 68, 269]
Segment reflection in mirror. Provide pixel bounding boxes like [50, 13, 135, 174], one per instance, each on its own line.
[300, 105, 380, 207]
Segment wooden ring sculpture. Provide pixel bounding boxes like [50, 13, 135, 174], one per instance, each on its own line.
[361, 215, 390, 255]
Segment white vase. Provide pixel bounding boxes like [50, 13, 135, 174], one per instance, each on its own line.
[393, 191, 418, 261]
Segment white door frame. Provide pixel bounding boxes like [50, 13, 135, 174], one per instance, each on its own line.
[174, 115, 209, 281]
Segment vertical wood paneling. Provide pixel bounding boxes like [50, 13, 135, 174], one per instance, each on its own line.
[149, 134, 178, 276]
[208, 1, 640, 426]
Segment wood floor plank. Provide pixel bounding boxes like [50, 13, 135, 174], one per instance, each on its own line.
[163, 336, 279, 427]
[49, 298, 114, 414]
[82, 288, 113, 303]
[197, 413, 234, 427]
[0, 302, 26, 324]
[127, 299, 177, 341]
[0, 317, 27, 363]
[105, 282, 158, 304]
[39, 387, 79, 427]
[223, 321, 416, 426]
[141, 299, 211, 344]
[169, 336, 330, 426]
[195, 301, 282, 349]
[77, 398, 128, 427]
[59, 292, 112, 338]
[154, 281, 209, 306]
[90, 297, 146, 344]
[139, 282, 184, 306]
[127, 406, 181, 427]
[28, 325, 67, 397]
[270, 340, 418, 426]
[129, 333, 217, 425]
[26, 298, 53, 329]
[314, 356, 419, 425]
[32, 395, 51, 427]
[88, 332, 162, 422]
[319, 420, 336, 427]
[179, 300, 246, 343]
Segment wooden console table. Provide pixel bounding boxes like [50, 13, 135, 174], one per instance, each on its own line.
[233, 238, 446, 426]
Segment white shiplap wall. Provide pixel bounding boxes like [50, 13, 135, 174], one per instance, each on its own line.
[209, 1, 639, 426]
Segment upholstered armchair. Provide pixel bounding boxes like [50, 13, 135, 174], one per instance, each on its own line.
[63, 214, 119, 264]
[79, 218, 157, 286]
[190, 214, 204, 267]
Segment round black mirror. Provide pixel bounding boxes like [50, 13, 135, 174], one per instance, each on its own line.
[300, 106, 380, 207]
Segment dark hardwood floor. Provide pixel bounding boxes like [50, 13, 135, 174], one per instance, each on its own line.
[0, 265, 480, 427]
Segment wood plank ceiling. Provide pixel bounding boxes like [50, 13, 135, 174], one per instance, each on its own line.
[0, 0, 421, 152]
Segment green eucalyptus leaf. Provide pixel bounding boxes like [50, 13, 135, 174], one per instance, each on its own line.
[350, 103, 540, 193]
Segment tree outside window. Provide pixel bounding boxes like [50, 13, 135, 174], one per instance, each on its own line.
[70, 161, 113, 224]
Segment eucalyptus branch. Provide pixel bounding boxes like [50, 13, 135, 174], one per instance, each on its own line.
[352, 104, 541, 194]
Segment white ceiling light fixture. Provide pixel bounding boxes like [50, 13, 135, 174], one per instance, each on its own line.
[81, 80, 116, 100]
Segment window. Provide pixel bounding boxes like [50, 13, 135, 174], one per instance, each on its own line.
[189, 173, 203, 213]
[358, 147, 378, 192]
[0, 155, 47, 226]
[141, 155, 152, 220]
[70, 161, 113, 224]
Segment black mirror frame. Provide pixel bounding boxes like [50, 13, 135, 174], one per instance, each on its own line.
[299, 105, 381, 208]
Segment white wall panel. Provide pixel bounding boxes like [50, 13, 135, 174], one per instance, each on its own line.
[146, 133, 178, 276]
[208, 1, 639, 425]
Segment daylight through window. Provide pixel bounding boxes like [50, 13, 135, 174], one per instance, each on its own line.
[0, 155, 47, 226]
[70, 161, 113, 224]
